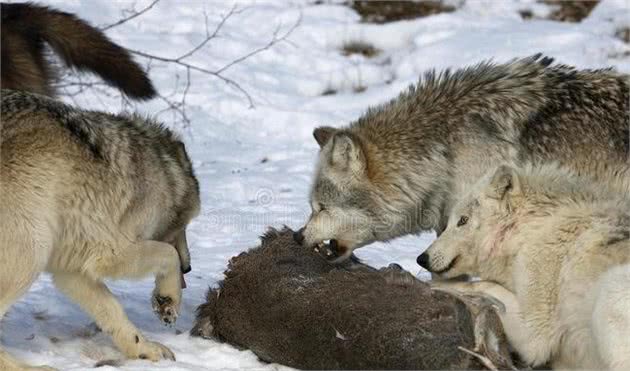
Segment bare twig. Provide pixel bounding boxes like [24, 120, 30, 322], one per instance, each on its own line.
[214, 13, 302, 75]
[100, 0, 160, 31]
[58, 3, 301, 128]
[177, 5, 239, 61]
[129, 47, 256, 109]
[127, 10, 301, 109]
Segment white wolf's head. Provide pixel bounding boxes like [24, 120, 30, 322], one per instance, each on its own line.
[417, 165, 522, 278]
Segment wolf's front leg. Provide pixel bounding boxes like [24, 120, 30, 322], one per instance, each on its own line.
[431, 280, 553, 367]
[98, 240, 183, 326]
[52, 273, 175, 361]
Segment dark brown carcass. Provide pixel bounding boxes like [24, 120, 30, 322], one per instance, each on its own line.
[192, 228, 513, 370]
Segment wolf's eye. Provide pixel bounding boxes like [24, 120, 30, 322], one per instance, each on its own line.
[457, 216, 469, 227]
[319, 203, 326, 211]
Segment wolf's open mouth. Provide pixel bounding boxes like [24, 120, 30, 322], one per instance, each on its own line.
[316, 239, 338, 249]
[314, 239, 341, 258]
[433, 255, 460, 275]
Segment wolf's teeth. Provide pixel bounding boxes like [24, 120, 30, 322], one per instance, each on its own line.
[323, 239, 331, 245]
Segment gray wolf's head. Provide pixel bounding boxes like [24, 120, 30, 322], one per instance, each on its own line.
[296, 127, 407, 263]
[417, 165, 522, 278]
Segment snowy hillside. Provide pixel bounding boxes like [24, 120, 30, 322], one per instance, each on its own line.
[2, 0, 629, 369]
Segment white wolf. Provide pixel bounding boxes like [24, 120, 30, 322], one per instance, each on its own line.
[419, 164, 630, 370]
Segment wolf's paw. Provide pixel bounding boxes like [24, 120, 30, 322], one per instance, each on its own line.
[152, 295, 178, 326]
[126, 339, 175, 362]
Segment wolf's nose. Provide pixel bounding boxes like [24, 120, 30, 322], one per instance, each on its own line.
[293, 228, 305, 245]
[416, 253, 430, 269]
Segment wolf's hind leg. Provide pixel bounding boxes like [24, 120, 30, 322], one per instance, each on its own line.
[0, 220, 47, 316]
[97, 240, 182, 326]
[52, 273, 175, 362]
[0, 226, 51, 370]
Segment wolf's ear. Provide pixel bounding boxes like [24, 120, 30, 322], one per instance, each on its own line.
[330, 133, 365, 173]
[486, 165, 521, 201]
[313, 126, 337, 148]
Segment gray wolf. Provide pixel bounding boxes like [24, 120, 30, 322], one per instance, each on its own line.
[192, 227, 514, 370]
[420, 164, 630, 369]
[1, 2, 155, 99]
[0, 89, 199, 370]
[295, 55, 629, 262]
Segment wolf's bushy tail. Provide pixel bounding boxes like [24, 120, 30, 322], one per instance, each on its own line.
[1, 2, 156, 100]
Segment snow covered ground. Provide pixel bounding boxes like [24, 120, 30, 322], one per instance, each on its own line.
[2, 0, 629, 369]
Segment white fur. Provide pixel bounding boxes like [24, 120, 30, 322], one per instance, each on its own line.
[426, 164, 630, 370]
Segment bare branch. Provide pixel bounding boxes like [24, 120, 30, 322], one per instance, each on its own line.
[177, 5, 238, 61]
[59, 3, 301, 127]
[128, 47, 256, 108]
[100, 0, 160, 31]
[127, 11, 301, 109]
[215, 12, 302, 75]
